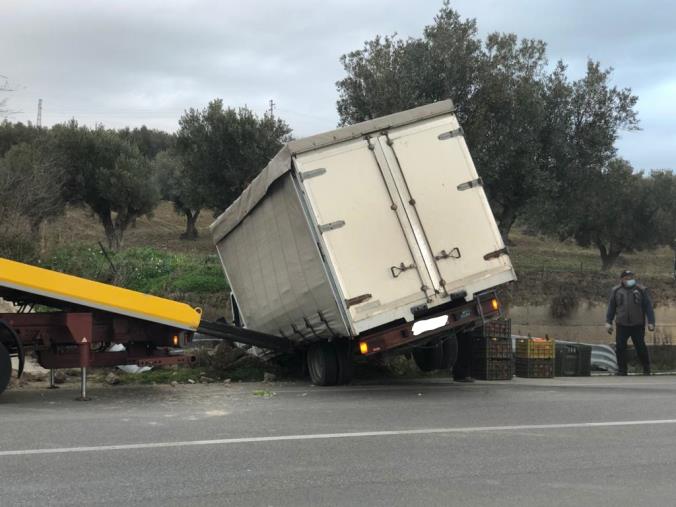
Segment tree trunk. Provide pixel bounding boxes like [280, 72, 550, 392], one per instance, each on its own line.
[597, 241, 621, 271]
[113, 212, 135, 251]
[181, 209, 200, 240]
[100, 213, 120, 251]
[29, 219, 47, 255]
[497, 207, 518, 245]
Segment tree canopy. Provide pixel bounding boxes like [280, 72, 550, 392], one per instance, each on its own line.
[176, 99, 292, 215]
[335, 2, 639, 244]
[50, 122, 159, 250]
[153, 149, 202, 239]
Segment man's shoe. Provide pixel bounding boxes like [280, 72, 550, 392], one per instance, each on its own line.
[454, 377, 475, 383]
[643, 370, 652, 376]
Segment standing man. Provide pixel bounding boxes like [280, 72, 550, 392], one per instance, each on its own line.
[606, 270, 655, 375]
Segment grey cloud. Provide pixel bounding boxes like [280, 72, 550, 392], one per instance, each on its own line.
[0, 0, 673, 168]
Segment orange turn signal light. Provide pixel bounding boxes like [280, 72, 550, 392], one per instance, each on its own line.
[491, 298, 499, 311]
[359, 342, 369, 355]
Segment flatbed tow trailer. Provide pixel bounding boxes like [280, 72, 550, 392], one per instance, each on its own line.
[0, 255, 503, 397]
[0, 257, 291, 399]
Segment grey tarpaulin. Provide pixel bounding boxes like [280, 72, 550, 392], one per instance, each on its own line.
[213, 174, 349, 340]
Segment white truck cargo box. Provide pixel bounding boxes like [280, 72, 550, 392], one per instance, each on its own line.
[210, 100, 516, 343]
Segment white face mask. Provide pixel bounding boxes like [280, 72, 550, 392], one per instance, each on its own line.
[624, 279, 637, 288]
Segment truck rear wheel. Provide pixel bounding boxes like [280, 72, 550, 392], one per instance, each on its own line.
[307, 342, 339, 386]
[412, 339, 444, 372]
[0, 342, 11, 396]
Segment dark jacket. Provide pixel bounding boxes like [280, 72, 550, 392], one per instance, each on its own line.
[606, 284, 655, 327]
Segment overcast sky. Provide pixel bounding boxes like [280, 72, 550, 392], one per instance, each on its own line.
[1, 0, 674, 169]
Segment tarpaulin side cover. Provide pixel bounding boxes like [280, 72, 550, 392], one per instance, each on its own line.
[214, 173, 349, 340]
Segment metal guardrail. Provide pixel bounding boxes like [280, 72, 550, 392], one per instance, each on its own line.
[512, 335, 618, 373]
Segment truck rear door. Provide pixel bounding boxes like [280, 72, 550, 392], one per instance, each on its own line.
[375, 114, 512, 295]
[294, 138, 435, 332]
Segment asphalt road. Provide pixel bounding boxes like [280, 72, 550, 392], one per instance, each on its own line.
[2, 376, 676, 506]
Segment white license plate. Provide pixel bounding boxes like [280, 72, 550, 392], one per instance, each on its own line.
[412, 315, 449, 336]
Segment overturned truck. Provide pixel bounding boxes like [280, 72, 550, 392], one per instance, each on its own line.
[211, 100, 516, 385]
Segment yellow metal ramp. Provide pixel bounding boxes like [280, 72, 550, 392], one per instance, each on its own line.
[0, 257, 202, 331]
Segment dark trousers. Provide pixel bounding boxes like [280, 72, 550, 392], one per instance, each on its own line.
[453, 333, 473, 379]
[616, 324, 651, 374]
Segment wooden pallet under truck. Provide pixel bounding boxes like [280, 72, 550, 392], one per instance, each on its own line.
[0, 257, 292, 399]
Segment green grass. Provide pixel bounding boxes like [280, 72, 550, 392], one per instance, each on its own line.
[252, 389, 276, 397]
[509, 230, 674, 276]
[114, 367, 206, 385]
[41, 244, 228, 296]
[112, 364, 267, 384]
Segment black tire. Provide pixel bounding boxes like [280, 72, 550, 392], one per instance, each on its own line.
[439, 334, 459, 370]
[0, 342, 11, 396]
[307, 342, 339, 386]
[335, 340, 354, 385]
[412, 339, 444, 372]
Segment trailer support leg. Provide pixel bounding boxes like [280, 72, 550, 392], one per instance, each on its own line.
[48, 369, 58, 389]
[79, 367, 88, 401]
[66, 313, 93, 401]
[76, 341, 91, 401]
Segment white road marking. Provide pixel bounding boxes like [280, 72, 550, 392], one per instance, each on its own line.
[2, 419, 676, 457]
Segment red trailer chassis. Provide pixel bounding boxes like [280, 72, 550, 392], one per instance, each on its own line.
[0, 291, 195, 400]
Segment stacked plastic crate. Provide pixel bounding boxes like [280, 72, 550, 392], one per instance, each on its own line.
[515, 337, 555, 378]
[554, 342, 592, 376]
[471, 319, 513, 380]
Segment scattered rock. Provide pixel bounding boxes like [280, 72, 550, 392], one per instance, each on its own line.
[211, 342, 246, 370]
[193, 347, 212, 367]
[9, 371, 28, 388]
[199, 376, 215, 384]
[223, 378, 232, 384]
[53, 370, 67, 384]
[187, 378, 196, 384]
[105, 372, 120, 385]
[170, 381, 178, 388]
[22, 371, 48, 382]
[227, 354, 267, 372]
[263, 372, 277, 382]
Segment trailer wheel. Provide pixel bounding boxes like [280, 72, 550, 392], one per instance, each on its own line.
[307, 342, 339, 386]
[335, 341, 354, 385]
[0, 342, 11, 396]
[412, 339, 444, 372]
[439, 334, 458, 370]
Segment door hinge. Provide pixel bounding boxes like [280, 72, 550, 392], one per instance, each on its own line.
[457, 177, 483, 191]
[345, 293, 372, 308]
[318, 220, 346, 233]
[435, 247, 461, 261]
[299, 168, 327, 181]
[484, 247, 509, 260]
[438, 127, 464, 140]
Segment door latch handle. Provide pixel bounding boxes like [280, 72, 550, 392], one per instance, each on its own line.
[434, 248, 461, 261]
[390, 263, 416, 278]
